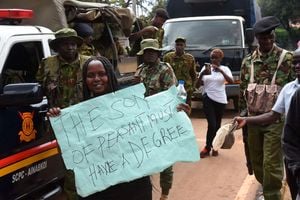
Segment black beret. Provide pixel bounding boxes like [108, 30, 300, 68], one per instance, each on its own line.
[73, 23, 94, 37]
[155, 8, 169, 20]
[253, 16, 280, 34]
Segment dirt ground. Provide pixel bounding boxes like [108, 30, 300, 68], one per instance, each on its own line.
[151, 102, 260, 200]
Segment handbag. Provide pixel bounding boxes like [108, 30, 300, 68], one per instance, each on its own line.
[245, 50, 287, 114]
[221, 121, 237, 149]
[212, 121, 238, 150]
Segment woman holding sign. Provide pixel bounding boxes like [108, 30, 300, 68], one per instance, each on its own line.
[48, 56, 191, 199]
[48, 56, 152, 200]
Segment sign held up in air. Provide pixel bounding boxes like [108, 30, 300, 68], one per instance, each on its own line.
[50, 83, 200, 197]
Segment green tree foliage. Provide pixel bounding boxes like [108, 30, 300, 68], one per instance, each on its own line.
[257, 0, 300, 48]
[258, 0, 299, 29]
[150, 0, 167, 16]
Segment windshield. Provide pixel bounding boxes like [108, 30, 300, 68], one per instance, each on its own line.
[163, 19, 243, 49]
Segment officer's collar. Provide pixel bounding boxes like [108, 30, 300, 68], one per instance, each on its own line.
[58, 53, 80, 65]
[144, 59, 160, 69]
[257, 44, 275, 57]
[175, 51, 185, 57]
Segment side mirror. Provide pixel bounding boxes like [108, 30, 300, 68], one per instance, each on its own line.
[245, 28, 254, 46]
[0, 83, 43, 107]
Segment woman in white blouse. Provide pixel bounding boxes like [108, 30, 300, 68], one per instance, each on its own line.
[195, 48, 233, 158]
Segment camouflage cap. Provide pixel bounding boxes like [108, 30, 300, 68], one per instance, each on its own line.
[137, 38, 161, 55]
[253, 16, 280, 34]
[49, 28, 83, 51]
[175, 37, 186, 43]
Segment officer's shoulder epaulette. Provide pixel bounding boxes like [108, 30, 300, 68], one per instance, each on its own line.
[244, 52, 253, 60]
[284, 50, 293, 58]
[79, 54, 91, 60]
[164, 51, 175, 56]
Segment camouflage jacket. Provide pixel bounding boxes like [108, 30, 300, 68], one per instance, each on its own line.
[36, 54, 90, 108]
[239, 45, 295, 111]
[163, 51, 197, 93]
[78, 43, 97, 56]
[137, 61, 177, 96]
[156, 27, 164, 48]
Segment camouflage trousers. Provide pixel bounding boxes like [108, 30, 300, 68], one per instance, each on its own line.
[160, 166, 174, 195]
[248, 122, 284, 200]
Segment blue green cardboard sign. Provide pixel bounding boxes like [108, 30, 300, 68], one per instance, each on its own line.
[50, 83, 200, 197]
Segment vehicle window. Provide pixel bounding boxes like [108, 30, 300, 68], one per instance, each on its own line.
[163, 19, 242, 49]
[1, 42, 44, 86]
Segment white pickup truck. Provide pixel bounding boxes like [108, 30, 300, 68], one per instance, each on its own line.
[0, 9, 65, 199]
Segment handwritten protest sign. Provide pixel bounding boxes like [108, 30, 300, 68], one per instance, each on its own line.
[50, 83, 200, 197]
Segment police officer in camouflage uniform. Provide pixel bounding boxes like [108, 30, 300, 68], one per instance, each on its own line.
[135, 38, 177, 95]
[129, 8, 169, 66]
[73, 23, 100, 56]
[134, 38, 176, 200]
[163, 37, 197, 105]
[36, 28, 90, 199]
[130, 8, 169, 48]
[239, 16, 294, 200]
[37, 28, 90, 108]
[149, 8, 169, 48]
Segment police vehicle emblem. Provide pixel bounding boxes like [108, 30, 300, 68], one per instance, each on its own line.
[18, 112, 37, 142]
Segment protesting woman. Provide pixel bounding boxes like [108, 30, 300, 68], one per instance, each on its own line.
[48, 56, 191, 199]
[47, 56, 152, 200]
